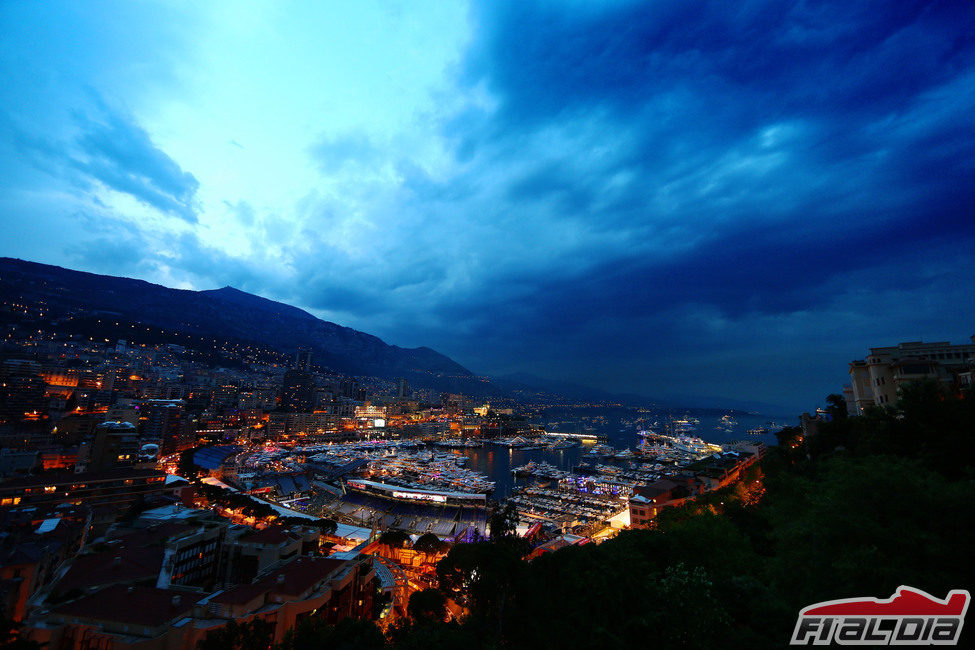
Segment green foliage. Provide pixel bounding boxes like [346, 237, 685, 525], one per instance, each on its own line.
[412, 532, 446, 555]
[805, 378, 975, 478]
[387, 621, 481, 650]
[407, 589, 447, 623]
[388, 389, 975, 648]
[435, 541, 525, 615]
[278, 617, 384, 650]
[825, 393, 848, 420]
[766, 455, 975, 610]
[197, 483, 277, 519]
[378, 529, 411, 549]
[279, 516, 337, 535]
[487, 501, 519, 541]
[197, 619, 274, 650]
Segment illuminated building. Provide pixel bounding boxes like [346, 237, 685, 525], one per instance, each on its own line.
[282, 369, 316, 412]
[77, 421, 141, 472]
[847, 337, 975, 414]
[24, 555, 376, 650]
[0, 467, 173, 509]
[142, 400, 193, 454]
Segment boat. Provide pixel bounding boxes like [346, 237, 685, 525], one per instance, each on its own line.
[673, 434, 722, 456]
[493, 436, 539, 448]
[433, 439, 482, 449]
[587, 444, 615, 457]
[550, 439, 578, 450]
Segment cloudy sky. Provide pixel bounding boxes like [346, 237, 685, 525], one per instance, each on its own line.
[2, 0, 974, 411]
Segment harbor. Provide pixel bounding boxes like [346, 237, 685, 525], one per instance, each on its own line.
[200, 410, 778, 541]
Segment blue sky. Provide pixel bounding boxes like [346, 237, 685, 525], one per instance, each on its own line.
[2, 0, 974, 411]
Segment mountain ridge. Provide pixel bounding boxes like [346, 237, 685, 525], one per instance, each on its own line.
[0, 257, 477, 391]
[0, 257, 791, 412]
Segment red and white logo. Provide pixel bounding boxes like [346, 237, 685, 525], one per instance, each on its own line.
[790, 586, 969, 645]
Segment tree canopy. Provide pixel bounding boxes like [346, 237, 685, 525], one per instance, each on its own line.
[189, 380, 975, 649]
[391, 383, 975, 648]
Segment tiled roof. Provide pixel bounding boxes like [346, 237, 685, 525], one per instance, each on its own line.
[210, 556, 353, 608]
[53, 584, 206, 627]
[209, 583, 268, 606]
[55, 547, 164, 593]
[254, 557, 347, 598]
[239, 525, 294, 546]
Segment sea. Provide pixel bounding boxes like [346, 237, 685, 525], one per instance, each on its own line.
[441, 411, 790, 499]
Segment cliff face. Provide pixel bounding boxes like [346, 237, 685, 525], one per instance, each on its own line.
[0, 257, 475, 388]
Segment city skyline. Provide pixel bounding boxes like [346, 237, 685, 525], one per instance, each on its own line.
[2, 1, 975, 411]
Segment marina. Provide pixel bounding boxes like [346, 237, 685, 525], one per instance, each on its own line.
[202, 410, 781, 539]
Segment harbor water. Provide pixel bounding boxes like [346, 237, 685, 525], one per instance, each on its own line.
[445, 411, 787, 499]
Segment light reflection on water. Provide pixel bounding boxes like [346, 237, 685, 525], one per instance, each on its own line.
[444, 412, 787, 499]
[449, 446, 585, 499]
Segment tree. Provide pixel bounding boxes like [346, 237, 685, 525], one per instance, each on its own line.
[277, 618, 384, 650]
[649, 563, 734, 648]
[487, 501, 519, 541]
[278, 516, 337, 536]
[197, 619, 274, 650]
[377, 529, 411, 550]
[766, 455, 975, 612]
[435, 540, 525, 627]
[412, 532, 446, 556]
[825, 393, 848, 420]
[407, 588, 447, 623]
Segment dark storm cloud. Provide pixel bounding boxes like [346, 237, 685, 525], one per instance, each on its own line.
[71, 108, 199, 222]
[4, 100, 199, 223]
[32, 0, 971, 411]
[356, 0, 975, 408]
[472, 0, 975, 124]
[63, 213, 164, 278]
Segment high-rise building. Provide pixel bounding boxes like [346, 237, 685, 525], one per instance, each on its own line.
[0, 361, 47, 424]
[142, 400, 192, 455]
[211, 385, 239, 410]
[337, 378, 364, 402]
[77, 421, 141, 472]
[280, 350, 317, 412]
[295, 349, 313, 371]
[847, 337, 975, 414]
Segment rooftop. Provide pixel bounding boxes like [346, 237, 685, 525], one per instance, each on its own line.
[208, 583, 268, 606]
[0, 467, 166, 490]
[253, 556, 348, 598]
[53, 584, 206, 628]
[238, 525, 296, 546]
[54, 546, 164, 593]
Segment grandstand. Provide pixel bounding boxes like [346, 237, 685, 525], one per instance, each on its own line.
[192, 445, 242, 470]
[327, 489, 487, 540]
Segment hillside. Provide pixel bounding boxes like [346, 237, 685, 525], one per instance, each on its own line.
[0, 257, 480, 392]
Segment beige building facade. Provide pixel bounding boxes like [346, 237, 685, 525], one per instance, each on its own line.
[847, 337, 975, 414]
